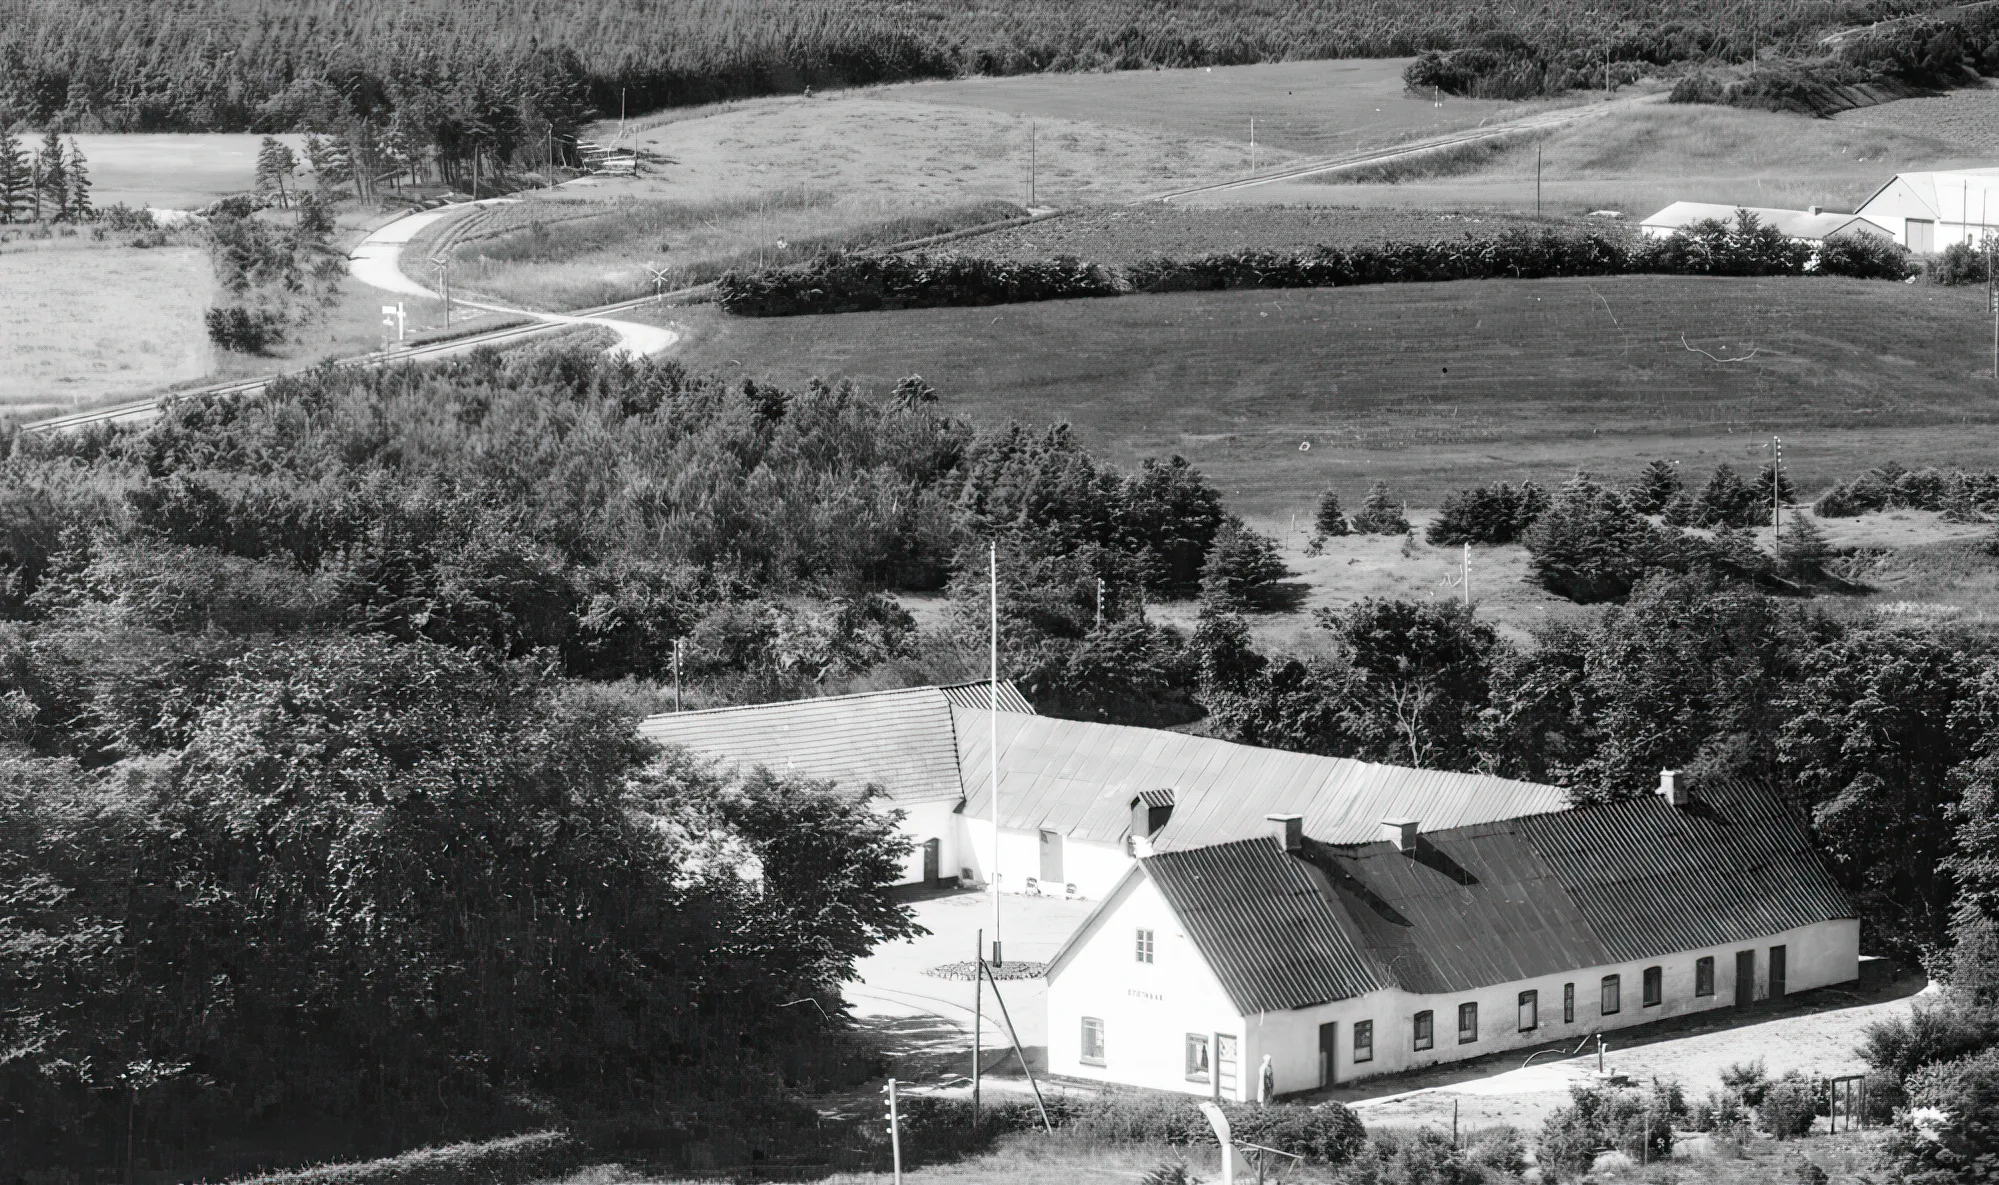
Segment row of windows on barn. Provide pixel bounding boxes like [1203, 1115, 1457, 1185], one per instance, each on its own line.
[1090, 930, 1736, 1075]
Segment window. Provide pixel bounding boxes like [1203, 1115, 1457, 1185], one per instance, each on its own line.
[1354, 1020, 1374, 1063]
[1413, 1010, 1434, 1051]
[1564, 983, 1576, 1024]
[1135, 928, 1155, 964]
[1081, 1017, 1106, 1065]
[1643, 966, 1663, 1007]
[1519, 990, 1538, 1032]
[1185, 1033, 1211, 1081]
[1601, 975, 1621, 1015]
[1458, 1002, 1478, 1044]
[1695, 957, 1716, 997]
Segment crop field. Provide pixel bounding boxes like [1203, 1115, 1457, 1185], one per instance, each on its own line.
[1832, 85, 1999, 148]
[1200, 98, 1980, 216]
[960, 206, 1600, 266]
[0, 236, 212, 416]
[668, 274, 1999, 516]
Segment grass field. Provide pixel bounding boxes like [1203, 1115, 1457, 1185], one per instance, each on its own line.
[667, 274, 1999, 516]
[65, 133, 309, 211]
[0, 235, 212, 415]
[1201, 97, 1981, 216]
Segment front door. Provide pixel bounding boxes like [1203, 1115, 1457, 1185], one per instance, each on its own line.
[1770, 945, 1787, 999]
[922, 837, 940, 885]
[1735, 950, 1756, 1008]
[1909, 218, 1936, 253]
[1319, 1022, 1337, 1088]
[1039, 829, 1063, 885]
[1216, 1033, 1239, 1101]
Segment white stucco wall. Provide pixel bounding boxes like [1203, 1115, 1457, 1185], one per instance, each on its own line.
[1047, 875, 1255, 1100]
[1049, 887, 1859, 1098]
[891, 799, 963, 885]
[959, 818, 1135, 899]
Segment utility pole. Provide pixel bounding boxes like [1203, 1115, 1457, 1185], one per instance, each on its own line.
[1536, 144, 1543, 217]
[1029, 120, 1037, 207]
[972, 927, 983, 1129]
[1250, 117, 1256, 174]
[430, 256, 452, 328]
[882, 1079, 903, 1185]
[1773, 436, 1783, 543]
[1462, 543, 1471, 607]
[673, 639, 683, 711]
[989, 542, 1002, 967]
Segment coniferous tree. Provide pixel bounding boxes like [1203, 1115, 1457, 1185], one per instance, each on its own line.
[1349, 481, 1412, 535]
[1626, 459, 1684, 515]
[0, 123, 28, 223]
[1314, 488, 1350, 537]
[34, 129, 65, 221]
[62, 137, 90, 221]
[255, 136, 298, 208]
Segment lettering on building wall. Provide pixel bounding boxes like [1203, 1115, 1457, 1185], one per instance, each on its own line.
[1128, 988, 1165, 1002]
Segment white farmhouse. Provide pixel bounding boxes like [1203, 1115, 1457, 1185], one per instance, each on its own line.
[1044, 773, 1857, 1100]
[1853, 168, 1999, 252]
[1639, 201, 1890, 244]
[639, 685, 1568, 894]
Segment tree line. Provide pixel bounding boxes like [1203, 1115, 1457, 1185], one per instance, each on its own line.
[0, 0, 1955, 136]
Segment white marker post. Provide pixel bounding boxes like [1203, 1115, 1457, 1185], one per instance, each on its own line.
[883, 1078, 903, 1185]
[380, 302, 406, 349]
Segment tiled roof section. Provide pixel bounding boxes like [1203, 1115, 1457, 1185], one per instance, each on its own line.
[1144, 838, 1383, 1014]
[1314, 825, 1611, 995]
[1517, 778, 1854, 964]
[637, 682, 1030, 806]
[953, 708, 1568, 847]
[939, 680, 1036, 713]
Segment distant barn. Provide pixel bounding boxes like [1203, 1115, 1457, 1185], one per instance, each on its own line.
[1852, 168, 1999, 253]
[1639, 201, 1890, 244]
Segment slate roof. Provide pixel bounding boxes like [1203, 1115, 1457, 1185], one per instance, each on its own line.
[954, 708, 1568, 849]
[1131, 779, 1853, 1016]
[637, 681, 1031, 806]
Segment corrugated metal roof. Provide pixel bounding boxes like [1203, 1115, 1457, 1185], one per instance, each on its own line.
[1145, 838, 1383, 1015]
[1518, 778, 1854, 964]
[637, 682, 1030, 805]
[938, 679, 1036, 713]
[1138, 780, 1852, 1014]
[954, 708, 1568, 847]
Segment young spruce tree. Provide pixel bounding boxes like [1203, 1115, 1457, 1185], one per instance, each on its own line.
[255, 135, 297, 208]
[0, 122, 28, 223]
[35, 129, 65, 221]
[62, 137, 89, 221]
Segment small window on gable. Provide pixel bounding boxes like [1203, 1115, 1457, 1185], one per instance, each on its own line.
[1081, 1017, 1106, 1065]
[1413, 1010, 1434, 1051]
[1696, 956, 1716, 997]
[1185, 1033, 1210, 1081]
[1458, 1002, 1478, 1043]
[1354, 1020, 1374, 1063]
[1643, 966, 1663, 1007]
[1602, 974, 1621, 1015]
[1136, 928, 1155, 964]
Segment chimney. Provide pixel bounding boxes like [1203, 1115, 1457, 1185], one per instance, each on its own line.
[1809, 205, 1822, 216]
[1660, 769, 1690, 808]
[1380, 817, 1419, 852]
[1267, 813, 1304, 853]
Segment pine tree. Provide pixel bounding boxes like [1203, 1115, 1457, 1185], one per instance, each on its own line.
[1778, 512, 1833, 579]
[1751, 461, 1796, 516]
[256, 136, 298, 208]
[35, 129, 65, 222]
[1626, 458, 1683, 515]
[62, 137, 90, 221]
[1349, 481, 1411, 535]
[303, 132, 353, 195]
[1313, 488, 1350, 537]
[0, 123, 28, 224]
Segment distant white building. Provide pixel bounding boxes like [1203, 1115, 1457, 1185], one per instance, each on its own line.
[1851, 169, 1999, 253]
[1044, 773, 1859, 1100]
[1639, 201, 1891, 244]
[639, 685, 1568, 894]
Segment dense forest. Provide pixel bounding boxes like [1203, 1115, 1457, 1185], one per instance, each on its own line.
[0, 0, 1964, 135]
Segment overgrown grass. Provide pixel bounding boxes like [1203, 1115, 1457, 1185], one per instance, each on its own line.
[1313, 129, 1547, 185]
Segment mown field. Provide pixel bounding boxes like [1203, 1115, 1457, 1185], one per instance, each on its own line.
[669, 274, 1999, 515]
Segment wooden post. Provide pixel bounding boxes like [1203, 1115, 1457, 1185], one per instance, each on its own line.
[973, 927, 983, 1128]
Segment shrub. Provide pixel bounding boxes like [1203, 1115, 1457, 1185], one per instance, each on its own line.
[1928, 240, 1990, 286]
[716, 251, 1120, 316]
[1816, 232, 1912, 281]
[1350, 482, 1410, 535]
[1758, 1076, 1819, 1139]
[1884, 1046, 1999, 1185]
[1314, 488, 1350, 537]
[1200, 515, 1288, 610]
[1426, 481, 1548, 545]
[1537, 1083, 1677, 1181]
[203, 303, 286, 352]
[1523, 473, 1661, 602]
[907, 1094, 1363, 1164]
[1670, 71, 1727, 103]
[1861, 999, 1999, 1081]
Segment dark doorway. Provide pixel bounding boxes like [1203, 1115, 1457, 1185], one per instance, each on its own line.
[1039, 829, 1063, 884]
[1735, 950, 1756, 1008]
[922, 838, 940, 885]
[1319, 1022, 1337, 1088]
[1770, 945, 1787, 999]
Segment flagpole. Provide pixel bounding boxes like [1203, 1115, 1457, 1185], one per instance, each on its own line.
[990, 542, 1002, 966]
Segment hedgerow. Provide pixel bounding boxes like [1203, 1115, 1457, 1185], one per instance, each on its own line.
[716, 217, 1911, 318]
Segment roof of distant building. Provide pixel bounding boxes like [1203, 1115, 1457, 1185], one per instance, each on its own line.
[1105, 778, 1852, 1015]
[1640, 201, 1887, 240]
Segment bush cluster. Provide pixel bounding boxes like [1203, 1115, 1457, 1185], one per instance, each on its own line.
[1427, 481, 1548, 545]
[1660, 462, 1788, 530]
[1537, 1081, 1683, 1180]
[715, 216, 1911, 319]
[204, 303, 287, 352]
[235, 1131, 588, 1185]
[716, 251, 1119, 316]
[1928, 240, 1991, 286]
[1816, 463, 1999, 520]
[898, 1094, 1365, 1164]
[1522, 473, 1783, 603]
[1349, 481, 1411, 535]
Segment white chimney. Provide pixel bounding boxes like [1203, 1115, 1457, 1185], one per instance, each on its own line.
[1380, 817, 1419, 852]
[1809, 205, 1822, 216]
[1660, 769, 1689, 807]
[1267, 813, 1303, 853]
